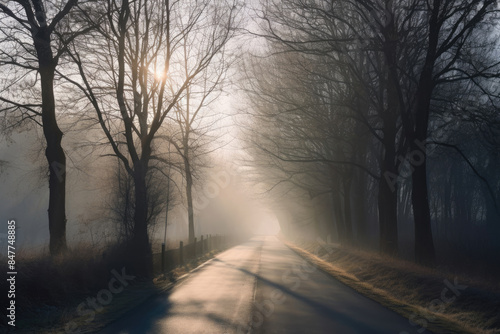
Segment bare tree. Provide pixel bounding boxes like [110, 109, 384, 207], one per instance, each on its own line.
[65, 0, 237, 273]
[243, 0, 500, 266]
[0, 0, 94, 255]
[164, 34, 232, 244]
[239, 48, 372, 244]
[244, 0, 404, 253]
[108, 157, 170, 242]
[395, 0, 499, 265]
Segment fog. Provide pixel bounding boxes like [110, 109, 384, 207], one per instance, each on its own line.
[0, 0, 498, 286]
[1, 1, 500, 333]
[0, 112, 278, 255]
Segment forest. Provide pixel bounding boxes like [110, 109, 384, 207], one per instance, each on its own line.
[240, 0, 500, 272]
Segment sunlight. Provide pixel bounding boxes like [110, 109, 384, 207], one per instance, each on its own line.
[153, 68, 166, 81]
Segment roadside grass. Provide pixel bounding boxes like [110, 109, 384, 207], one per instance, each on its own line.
[43, 250, 222, 334]
[1, 242, 129, 332]
[0, 243, 225, 334]
[284, 239, 500, 334]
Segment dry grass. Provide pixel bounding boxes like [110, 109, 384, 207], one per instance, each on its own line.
[284, 239, 500, 334]
[0, 242, 131, 332]
[1, 242, 226, 333]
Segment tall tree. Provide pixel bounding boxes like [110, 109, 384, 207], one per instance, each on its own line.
[167, 38, 230, 244]
[396, 0, 499, 265]
[249, 0, 500, 265]
[66, 0, 237, 272]
[248, 0, 405, 253]
[0, 0, 92, 255]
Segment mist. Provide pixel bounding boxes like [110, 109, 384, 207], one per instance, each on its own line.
[1, 1, 499, 333]
[0, 119, 272, 254]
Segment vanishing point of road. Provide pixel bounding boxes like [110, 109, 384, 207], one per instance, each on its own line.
[99, 236, 419, 334]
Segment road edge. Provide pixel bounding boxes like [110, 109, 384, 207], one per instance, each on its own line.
[283, 240, 478, 334]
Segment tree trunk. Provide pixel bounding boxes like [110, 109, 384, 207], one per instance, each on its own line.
[342, 175, 353, 243]
[378, 166, 398, 255]
[410, 76, 437, 266]
[484, 157, 499, 231]
[378, 124, 399, 255]
[184, 157, 195, 244]
[410, 60, 437, 265]
[352, 168, 368, 245]
[443, 169, 452, 238]
[330, 191, 345, 242]
[378, 6, 401, 257]
[410, 142, 435, 265]
[35, 27, 67, 256]
[404, 0, 441, 266]
[130, 162, 152, 275]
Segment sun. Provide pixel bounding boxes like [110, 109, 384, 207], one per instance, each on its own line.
[154, 69, 166, 81]
[150, 66, 166, 81]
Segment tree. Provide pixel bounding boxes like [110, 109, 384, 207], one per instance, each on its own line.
[239, 48, 374, 244]
[66, 0, 237, 273]
[244, 0, 500, 266]
[109, 156, 170, 243]
[246, 0, 405, 253]
[166, 36, 231, 244]
[0, 0, 94, 255]
[392, 0, 500, 265]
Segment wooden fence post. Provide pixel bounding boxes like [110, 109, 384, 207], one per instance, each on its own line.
[194, 237, 197, 258]
[180, 241, 184, 265]
[161, 242, 165, 272]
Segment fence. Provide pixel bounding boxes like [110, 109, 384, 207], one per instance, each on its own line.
[152, 234, 230, 275]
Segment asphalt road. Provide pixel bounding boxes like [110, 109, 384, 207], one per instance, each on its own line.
[98, 236, 420, 334]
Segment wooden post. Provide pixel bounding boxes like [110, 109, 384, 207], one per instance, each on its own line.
[209, 234, 212, 252]
[161, 242, 165, 272]
[180, 241, 184, 265]
[194, 237, 197, 258]
[201, 235, 204, 254]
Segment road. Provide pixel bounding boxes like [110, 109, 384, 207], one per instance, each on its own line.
[99, 236, 420, 334]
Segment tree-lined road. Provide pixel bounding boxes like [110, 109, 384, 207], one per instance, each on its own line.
[99, 236, 419, 333]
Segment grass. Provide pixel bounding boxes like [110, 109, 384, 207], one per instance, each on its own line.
[43, 250, 223, 334]
[283, 238, 500, 334]
[1, 243, 130, 332]
[0, 243, 228, 334]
